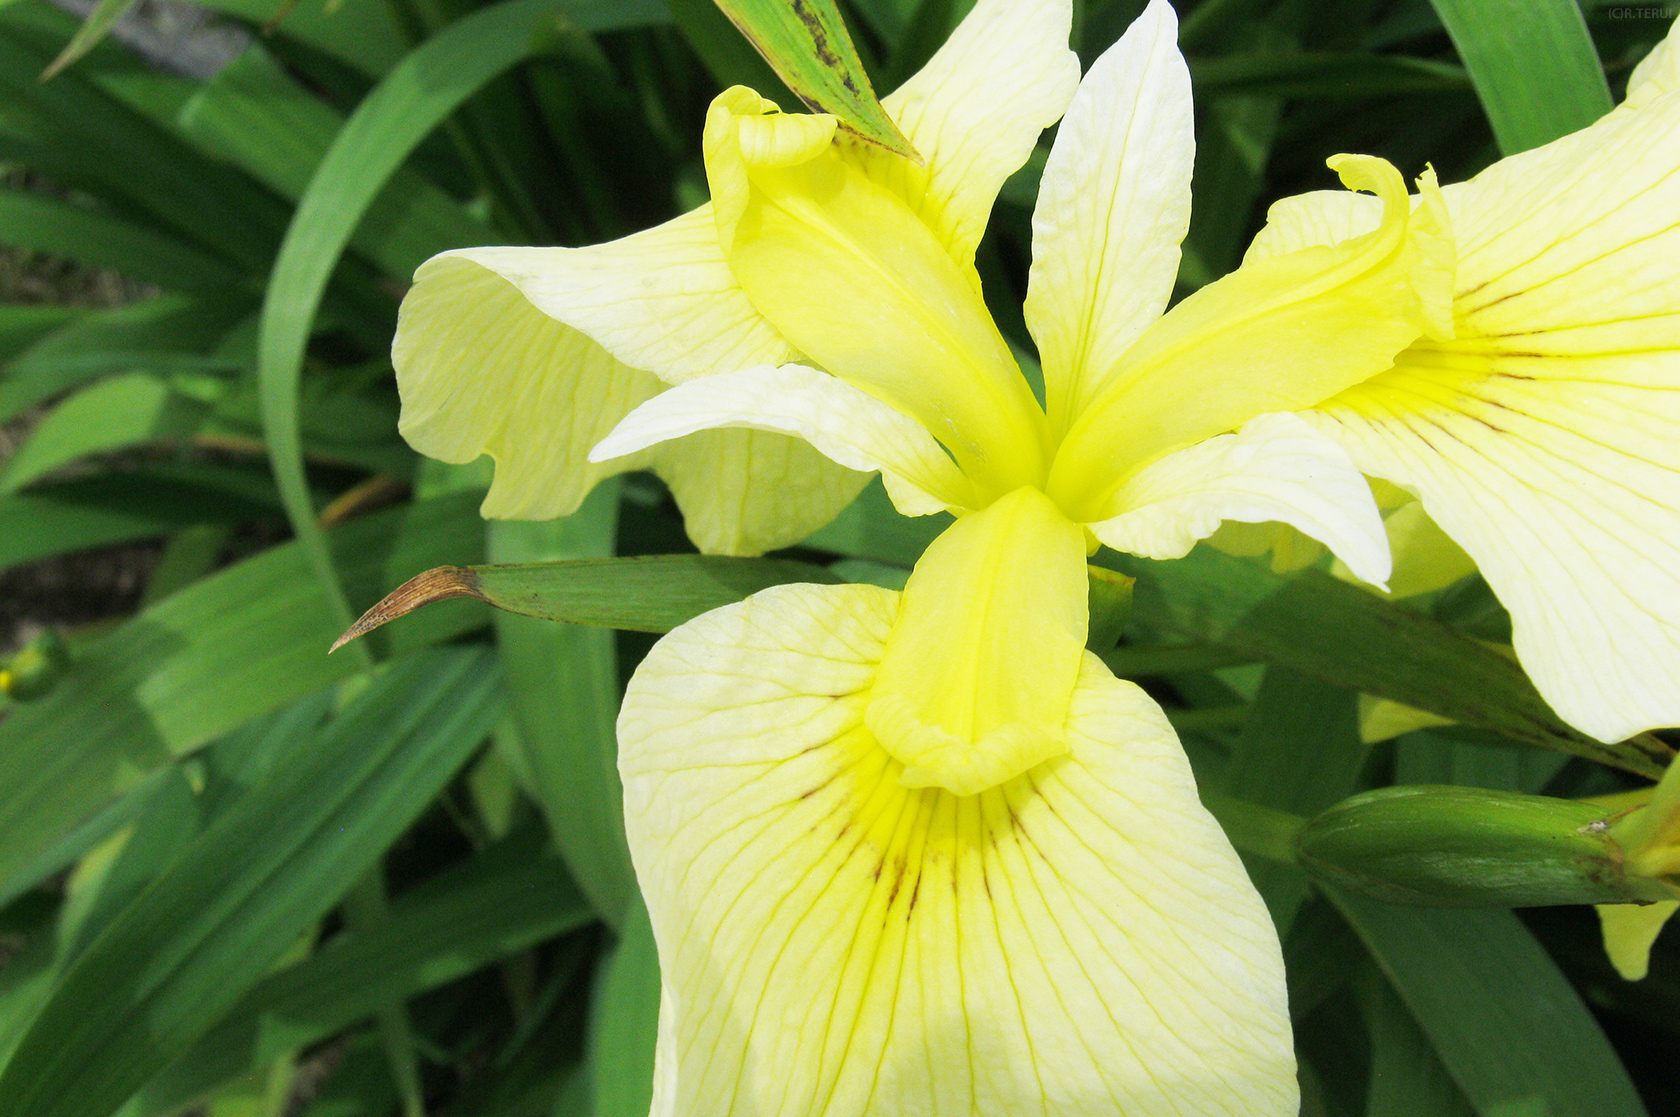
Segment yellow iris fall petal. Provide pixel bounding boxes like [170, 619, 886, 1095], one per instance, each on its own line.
[1249, 24, 1680, 741]
[620, 583, 1298, 1117]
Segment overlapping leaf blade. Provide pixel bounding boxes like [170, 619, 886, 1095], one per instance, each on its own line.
[0, 646, 503, 1117]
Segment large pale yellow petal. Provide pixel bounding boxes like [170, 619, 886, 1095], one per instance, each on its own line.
[868, 488, 1089, 795]
[1048, 156, 1455, 520]
[1088, 411, 1391, 587]
[704, 88, 1049, 499]
[590, 363, 975, 516]
[394, 254, 659, 519]
[1024, 0, 1193, 435]
[1444, 90, 1680, 344]
[404, 206, 794, 386]
[1310, 359, 1680, 741]
[1299, 88, 1680, 741]
[877, 0, 1079, 266]
[619, 583, 1298, 1117]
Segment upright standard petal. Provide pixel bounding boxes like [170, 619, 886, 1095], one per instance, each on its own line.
[877, 0, 1079, 265]
[590, 363, 975, 516]
[1024, 0, 1194, 435]
[619, 583, 1298, 1117]
[1304, 89, 1680, 741]
[1088, 411, 1392, 588]
[1048, 156, 1455, 520]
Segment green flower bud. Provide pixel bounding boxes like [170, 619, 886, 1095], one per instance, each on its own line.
[1295, 785, 1676, 907]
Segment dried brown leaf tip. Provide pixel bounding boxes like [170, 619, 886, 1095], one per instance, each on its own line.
[330, 566, 487, 652]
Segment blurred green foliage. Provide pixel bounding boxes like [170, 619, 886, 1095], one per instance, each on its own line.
[0, 0, 1674, 1113]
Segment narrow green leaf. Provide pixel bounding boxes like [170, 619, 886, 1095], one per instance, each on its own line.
[1330, 891, 1648, 1117]
[1118, 547, 1672, 779]
[258, 0, 580, 635]
[0, 295, 248, 425]
[588, 901, 660, 1117]
[38, 0, 137, 79]
[191, 0, 407, 77]
[0, 188, 245, 294]
[178, 45, 494, 279]
[1428, 0, 1611, 154]
[1359, 969, 1476, 1117]
[1218, 669, 1364, 933]
[0, 492, 486, 901]
[336, 553, 843, 647]
[0, 646, 503, 1117]
[0, 466, 284, 571]
[0, 373, 208, 493]
[0, 8, 289, 271]
[1189, 52, 1469, 98]
[710, 0, 915, 155]
[135, 827, 591, 1113]
[0, 305, 80, 364]
[490, 485, 637, 927]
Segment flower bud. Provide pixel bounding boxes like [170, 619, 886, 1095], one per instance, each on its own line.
[1295, 785, 1676, 907]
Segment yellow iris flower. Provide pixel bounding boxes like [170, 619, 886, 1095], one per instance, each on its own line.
[392, 0, 1475, 1104]
[1244, 16, 1680, 745]
[578, 0, 1465, 1107]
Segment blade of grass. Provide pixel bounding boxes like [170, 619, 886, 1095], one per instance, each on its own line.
[587, 900, 659, 1117]
[0, 646, 503, 1117]
[489, 483, 636, 928]
[1428, 0, 1611, 154]
[135, 826, 591, 1113]
[1330, 891, 1648, 1117]
[1116, 547, 1672, 779]
[0, 492, 486, 904]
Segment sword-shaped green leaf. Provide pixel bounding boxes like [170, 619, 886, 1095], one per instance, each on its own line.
[711, 0, 916, 156]
[334, 553, 843, 648]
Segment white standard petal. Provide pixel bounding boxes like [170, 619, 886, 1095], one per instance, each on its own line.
[879, 0, 1080, 265]
[1024, 0, 1194, 432]
[428, 204, 795, 385]
[619, 583, 1298, 1117]
[1089, 411, 1392, 588]
[590, 363, 975, 516]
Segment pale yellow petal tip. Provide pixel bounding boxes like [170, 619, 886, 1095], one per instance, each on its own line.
[1325, 153, 1454, 340]
[703, 85, 837, 171]
[1597, 900, 1679, 981]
